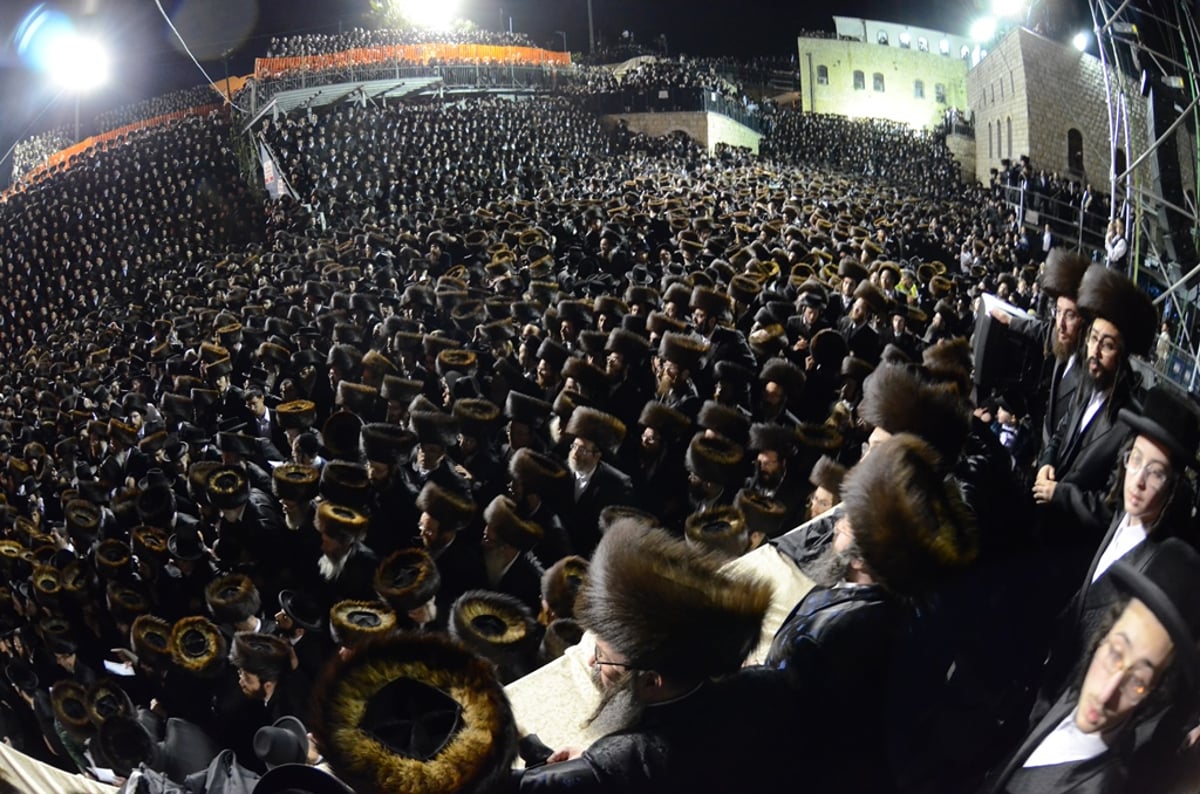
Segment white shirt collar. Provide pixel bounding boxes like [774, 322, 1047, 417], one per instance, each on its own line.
[1092, 513, 1147, 583]
[1023, 712, 1109, 768]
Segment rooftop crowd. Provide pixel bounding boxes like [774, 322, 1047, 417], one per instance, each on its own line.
[265, 27, 538, 59]
[0, 27, 1191, 794]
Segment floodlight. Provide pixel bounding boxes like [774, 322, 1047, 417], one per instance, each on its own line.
[395, 0, 461, 31]
[970, 17, 997, 43]
[46, 33, 109, 92]
[1072, 31, 1089, 51]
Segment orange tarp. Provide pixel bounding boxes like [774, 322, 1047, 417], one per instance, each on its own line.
[255, 43, 570, 79]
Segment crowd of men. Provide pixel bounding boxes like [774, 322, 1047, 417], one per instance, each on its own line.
[0, 27, 1192, 794]
[264, 27, 537, 59]
[11, 126, 75, 182]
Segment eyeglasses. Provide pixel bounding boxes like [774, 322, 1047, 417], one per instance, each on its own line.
[571, 439, 599, 457]
[592, 644, 639, 671]
[1087, 329, 1120, 356]
[1123, 450, 1172, 492]
[1095, 636, 1155, 703]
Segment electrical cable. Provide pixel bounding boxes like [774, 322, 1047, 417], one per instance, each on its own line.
[150, 0, 247, 113]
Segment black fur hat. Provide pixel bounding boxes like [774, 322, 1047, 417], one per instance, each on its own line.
[483, 496, 544, 551]
[329, 600, 398, 648]
[360, 423, 418, 464]
[310, 633, 517, 794]
[859, 364, 969, 465]
[272, 463, 320, 503]
[540, 555, 589, 620]
[564, 407, 626, 454]
[683, 505, 749, 560]
[1040, 249, 1090, 301]
[697, 401, 751, 446]
[206, 574, 261, 625]
[734, 489, 789, 540]
[449, 590, 539, 684]
[1076, 264, 1158, 356]
[507, 448, 571, 503]
[319, 461, 370, 509]
[230, 632, 292, 681]
[170, 616, 227, 678]
[415, 482, 476, 531]
[577, 519, 771, 680]
[841, 433, 978, 598]
[685, 432, 746, 486]
[375, 549, 441, 613]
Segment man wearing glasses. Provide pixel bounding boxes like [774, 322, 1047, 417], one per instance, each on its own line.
[1033, 385, 1199, 725]
[987, 539, 1200, 793]
[1033, 266, 1158, 564]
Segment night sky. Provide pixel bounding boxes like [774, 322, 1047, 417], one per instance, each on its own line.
[0, 0, 1095, 185]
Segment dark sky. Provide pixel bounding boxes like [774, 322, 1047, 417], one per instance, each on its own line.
[0, 0, 1093, 185]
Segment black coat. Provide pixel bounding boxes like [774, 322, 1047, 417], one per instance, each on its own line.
[570, 460, 634, 557]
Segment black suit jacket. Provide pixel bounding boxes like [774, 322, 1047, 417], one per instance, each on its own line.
[572, 460, 634, 557]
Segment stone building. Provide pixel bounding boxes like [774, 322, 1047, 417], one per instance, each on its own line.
[797, 16, 971, 129]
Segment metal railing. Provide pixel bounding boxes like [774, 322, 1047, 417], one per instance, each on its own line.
[999, 183, 1108, 253]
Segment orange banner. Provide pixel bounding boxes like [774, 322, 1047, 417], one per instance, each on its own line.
[5, 105, 225, 198]
[255, 43, 570, 79]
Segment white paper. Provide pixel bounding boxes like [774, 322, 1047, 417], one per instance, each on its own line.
[102, 660, 135, 677]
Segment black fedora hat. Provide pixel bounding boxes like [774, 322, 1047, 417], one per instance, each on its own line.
[1110, 537, 1200, 691]
[278, 589, 324, 633]
[252, 764, 353, 794]
[1118, 385, 1200, 471]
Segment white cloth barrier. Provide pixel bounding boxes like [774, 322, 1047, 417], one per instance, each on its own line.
[0, 739, 117, 793]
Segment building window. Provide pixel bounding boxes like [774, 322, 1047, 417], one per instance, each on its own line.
[1115, 147, 1126, 177]
[877, 31, 889, 45]
[990, 85, 995, 104]
[899, 32, 912, 48]
[853, 70, 865, 90]
[914, 80, 925, 99]
[960, 44, 971, 60]
[918, 36, 929, 52]
[988, 122, 993, 159]
[816, 65, 829, 85]
[1000, 80, 1004, 99]
[1007, 116, 1013, 159]
[935, 83, 947, 104]
[873, 72, 885, 91]
[1067, 128, 1084, 173]
[997, 122, 1003, 160]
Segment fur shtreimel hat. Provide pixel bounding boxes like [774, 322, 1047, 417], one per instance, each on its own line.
[483, 496, 544, 552]
[697, 401, 750, 446]
[859, 364, 969, 465]
[637, 400, 691, 440]
[170, 616, 227, 678]
[131, 614, 174, 669]
[685, 432, 746, 486]
[808, 455, 847, 496]
[1076, 264, 1158, 357]
[322, 410, 363, 460]
[206, 466, 249, 511]
[734, 489, 789, 540]
[449, 590, 539, 685]
[760, 357, 805, 394]
[272, 463, 320, 503]
[410, 410, 460, 447]
[230, 632, 291, 681]
[452, 399, 502, 439]
[277, 399, 318, 431]
[319, 461, 370, 509]
[317, 502, 369, 542]
[360, 423, 417, 464]
[841, 433, 978, 598]
[336, 382, 380, 419]
[311, 633, 517, 794]
[205, 573, 261, 625]
[689, 285, 733, 318]
[375, 549, 441, 614]
[507, 448, 571, 504]
[1040, 249, 1090, 302]
[540, 618, 584, 664]
[748, 422, 798, 457]
[684, 505, 750, 560]
[540, 555, 589, 621]
[329, 600, 398, 648]
[577, 519, 772, 680]
[416, 482, 476, 531]
[658, 331, 709, 372]
[564, 407, 626, 454]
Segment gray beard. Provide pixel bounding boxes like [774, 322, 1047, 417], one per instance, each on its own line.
[585, 668, 646, 733]
[803, 542, 855, 588]
[318, 550, 350, 582]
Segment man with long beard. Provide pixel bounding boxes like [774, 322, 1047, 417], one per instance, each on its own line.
[1034, 266, 1158, 553]
[992, 249, 1089, 455]
[516, 519, 806, 793]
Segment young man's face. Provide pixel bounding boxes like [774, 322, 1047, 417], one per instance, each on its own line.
[1074, 598, 1173, 736]
[1123, 435, 1173, 525]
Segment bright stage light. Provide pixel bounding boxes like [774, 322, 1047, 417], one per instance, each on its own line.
[395, 0, 461, 31]
[970, 17, 998, 43]
[1072, 31, 1089, 51]
[46, 33, 110, 91]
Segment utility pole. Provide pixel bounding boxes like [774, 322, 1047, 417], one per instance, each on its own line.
[588, 0, 595, 53]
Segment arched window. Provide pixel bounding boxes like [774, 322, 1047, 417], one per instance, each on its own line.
[1006, 117, 1013, 158]
[988, 122, 994, 159]
[853, 70, 865, 90]
[877, 31, 889, 45]
[914, 80, 925, 99]
[997, 122, 1003, 160]
[918, 37, 929, 52]
[1068, 128, 1085, 173]
[873, 72, 885, 92]
[816, 65, 829, 85]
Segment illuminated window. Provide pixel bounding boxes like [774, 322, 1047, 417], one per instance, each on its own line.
[873, 72, 885, 91]
[918, 37, 929, 52]
[899, 32, 911, 48]
[877, 31, 889, 45]
[853, 70, 865, 90]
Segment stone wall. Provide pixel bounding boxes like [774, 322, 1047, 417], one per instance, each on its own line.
[797, 36, 968, 129]
[946, 132, 978, 186]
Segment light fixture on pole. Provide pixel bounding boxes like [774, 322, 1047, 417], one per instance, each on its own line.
[555, 30, 567, 52]
[970, 17, 998, 43]
[1072, 31, 1089, 51]
[46, 33, 110, 141]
